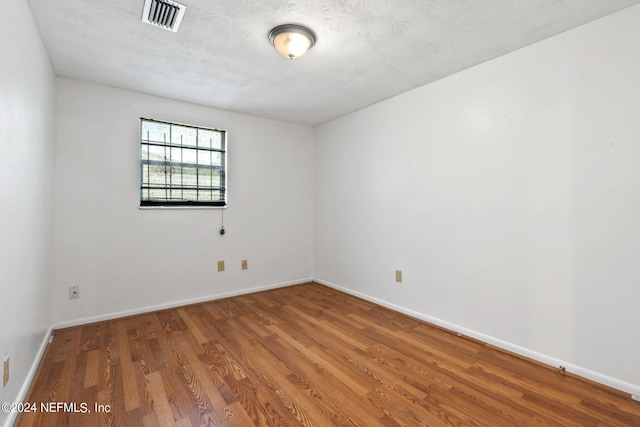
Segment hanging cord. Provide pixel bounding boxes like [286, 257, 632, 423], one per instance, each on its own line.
[219, 208, 226, 235]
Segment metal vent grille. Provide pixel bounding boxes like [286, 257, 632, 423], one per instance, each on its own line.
[141, 0, 186, 32]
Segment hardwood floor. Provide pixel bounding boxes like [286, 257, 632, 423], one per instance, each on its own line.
[16, 282, 640, 426]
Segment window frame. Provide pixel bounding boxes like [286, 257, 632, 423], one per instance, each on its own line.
[139, 118, 227, 208]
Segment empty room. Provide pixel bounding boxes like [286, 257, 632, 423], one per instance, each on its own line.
[2, 0, 640, 425]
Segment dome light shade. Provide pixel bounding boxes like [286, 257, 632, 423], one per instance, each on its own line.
[268, 24, 316, 59]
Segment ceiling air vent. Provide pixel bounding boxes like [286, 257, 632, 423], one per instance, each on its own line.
[141, 0, 186, 32]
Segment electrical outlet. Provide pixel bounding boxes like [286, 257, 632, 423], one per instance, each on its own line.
[217, 260, 225, 272]
[395, 270, 402, 283]
[241, 259, 248, 270]
[3, 356, 9, 387]
[68, 286, 79, 299]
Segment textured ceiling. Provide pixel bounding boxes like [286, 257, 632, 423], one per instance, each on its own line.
[26, 0, 640, 126]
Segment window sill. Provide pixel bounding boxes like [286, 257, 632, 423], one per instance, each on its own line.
[138, 205, 226, 210]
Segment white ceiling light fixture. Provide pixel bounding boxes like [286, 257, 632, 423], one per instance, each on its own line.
[268, 24, 316, 59]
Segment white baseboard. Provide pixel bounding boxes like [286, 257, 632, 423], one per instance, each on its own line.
[313, 277, 640, 398]
[52, 278, 311, 329]
[3, 325, 54, 427]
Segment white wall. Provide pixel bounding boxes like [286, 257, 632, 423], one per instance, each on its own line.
[314, 5, 640, 394]
[51, 79, 314, 324]
[0, 0, 55, 425]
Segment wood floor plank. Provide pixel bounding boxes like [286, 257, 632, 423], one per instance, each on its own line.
[16, 282, 640, 426]
[147, 371, 176, 425]
[116, 321, 141, 413]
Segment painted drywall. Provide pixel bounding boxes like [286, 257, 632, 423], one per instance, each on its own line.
[0, 0, 55, 425]
[51, 79, 314, 324]
[314, 4, 640, 393]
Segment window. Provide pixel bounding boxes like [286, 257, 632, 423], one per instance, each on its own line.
[140, 118, 226, 207]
